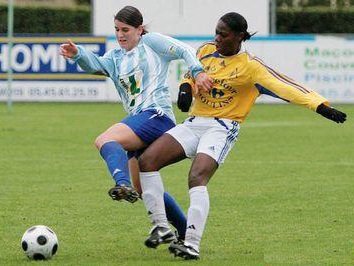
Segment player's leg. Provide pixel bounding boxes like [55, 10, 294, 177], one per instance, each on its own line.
[128, 153, 187, 239]
[97, 123, 145, 203]
[127, 111, 189, 235]
[170, 118, 241, 260]
[135, 113, 187, 226]
[172, 153, 216, 259]
[139, 133, 187, 248]
[139, 123, 199, 248]
[101, 109, 178, 203]
[169, 153, 217, 260]
[96, 122, 146, 187]
[129, 151, 187, 240]
[129, 156, 142, 194]
[98, 110, 172, 203]
[163, 192, 187, 241]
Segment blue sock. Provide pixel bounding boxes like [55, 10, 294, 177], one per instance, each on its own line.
[164, 192, 186, 240]
[99, 142, 131, 186]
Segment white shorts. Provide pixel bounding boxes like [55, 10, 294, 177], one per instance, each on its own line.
[166, 116, 240, 165]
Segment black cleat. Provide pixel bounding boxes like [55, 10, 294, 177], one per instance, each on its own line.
[144, 225, 176, 249]
[168, 234, 185, 257]
[169, 231, 185, 246]
[169, 242, 200, 260]
[108, 185, 139, 203]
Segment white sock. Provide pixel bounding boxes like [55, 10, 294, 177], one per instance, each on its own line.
[184, 186, 209, 252]
[140, 171, 168, 228]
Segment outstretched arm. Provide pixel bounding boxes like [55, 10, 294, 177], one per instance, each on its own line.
[316, 104, 347, 123]
[250, 58, 345, 122]
[252, 59, 347, 124]
[60, 39, 115, 77]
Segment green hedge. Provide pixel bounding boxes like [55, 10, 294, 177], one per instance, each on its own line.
[0, 5, 90, 34]
[277, 0, 353, 7]
[1, 5, 353, 34]
[277, 8, 354, 33]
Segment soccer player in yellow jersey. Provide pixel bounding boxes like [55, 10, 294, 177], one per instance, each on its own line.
[138, 12, 347, 260]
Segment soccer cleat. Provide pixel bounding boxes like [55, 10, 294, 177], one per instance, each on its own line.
[168, 233, 185, 257]
[108, 185, 139, 203]
[169, 242, 200, 260]
[173, 230, 185, 244]
[169, 231, 185, 246]
[144, 225, 176, 249]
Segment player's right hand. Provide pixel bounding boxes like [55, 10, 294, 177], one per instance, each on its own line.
[60, 39, 78, 59]
[316, 103, 347, 123]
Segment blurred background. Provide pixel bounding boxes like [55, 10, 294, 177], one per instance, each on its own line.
[0, 0, 353, 104]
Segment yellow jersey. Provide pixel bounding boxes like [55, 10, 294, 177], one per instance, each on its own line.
[182, 42, 329, 123]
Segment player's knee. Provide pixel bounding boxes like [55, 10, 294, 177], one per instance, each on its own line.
[94, 133, 118, 150]
[94, 135, 102, 150]
[138, 153, 160, 172]
[94, 134, 107, 150]
[188, 169, 207, 188]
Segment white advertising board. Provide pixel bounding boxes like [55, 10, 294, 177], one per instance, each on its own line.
[1, 35, 353, 103]
[0, 36, 118, 102]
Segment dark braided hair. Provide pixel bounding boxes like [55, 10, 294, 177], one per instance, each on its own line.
[220, 12, 255, 42]
[114, 6, 147, 35]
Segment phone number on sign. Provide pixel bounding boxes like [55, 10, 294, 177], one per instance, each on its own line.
[27, 87, 99, 97]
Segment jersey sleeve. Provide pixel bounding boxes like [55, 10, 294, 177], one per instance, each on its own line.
[179, 43, 209, 88]
[72, 46, 116, 78]
[144, 32, 203, 78]
[251, 58, 329, 111]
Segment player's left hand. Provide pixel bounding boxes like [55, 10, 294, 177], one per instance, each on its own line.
[194, 72, 213, 94]
[316, 103, 347, 123]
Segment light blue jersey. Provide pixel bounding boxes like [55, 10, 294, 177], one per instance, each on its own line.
[73, 32, 203, 122]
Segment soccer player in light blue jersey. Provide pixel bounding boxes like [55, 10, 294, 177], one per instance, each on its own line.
[60, 5, 213, 244]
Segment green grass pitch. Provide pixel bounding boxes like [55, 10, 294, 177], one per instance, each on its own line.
[0, 103, 353, 265]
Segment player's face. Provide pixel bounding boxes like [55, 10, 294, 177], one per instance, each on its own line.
[114, 20, 143, 51]
[214, 20, 243, 56]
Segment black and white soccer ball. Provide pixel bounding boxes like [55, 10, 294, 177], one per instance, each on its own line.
[21, 225, 59, 260]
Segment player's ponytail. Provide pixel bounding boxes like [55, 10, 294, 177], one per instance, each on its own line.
[243, 31, 256, 42]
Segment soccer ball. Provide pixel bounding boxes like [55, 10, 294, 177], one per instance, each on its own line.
[21, 225, 59, 260]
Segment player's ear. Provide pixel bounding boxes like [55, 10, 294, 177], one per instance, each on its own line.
[236, 32, 245, 42]
[137, 25, 144, 36]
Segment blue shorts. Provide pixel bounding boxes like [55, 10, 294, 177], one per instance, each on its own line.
[121, 109, 175, 159]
